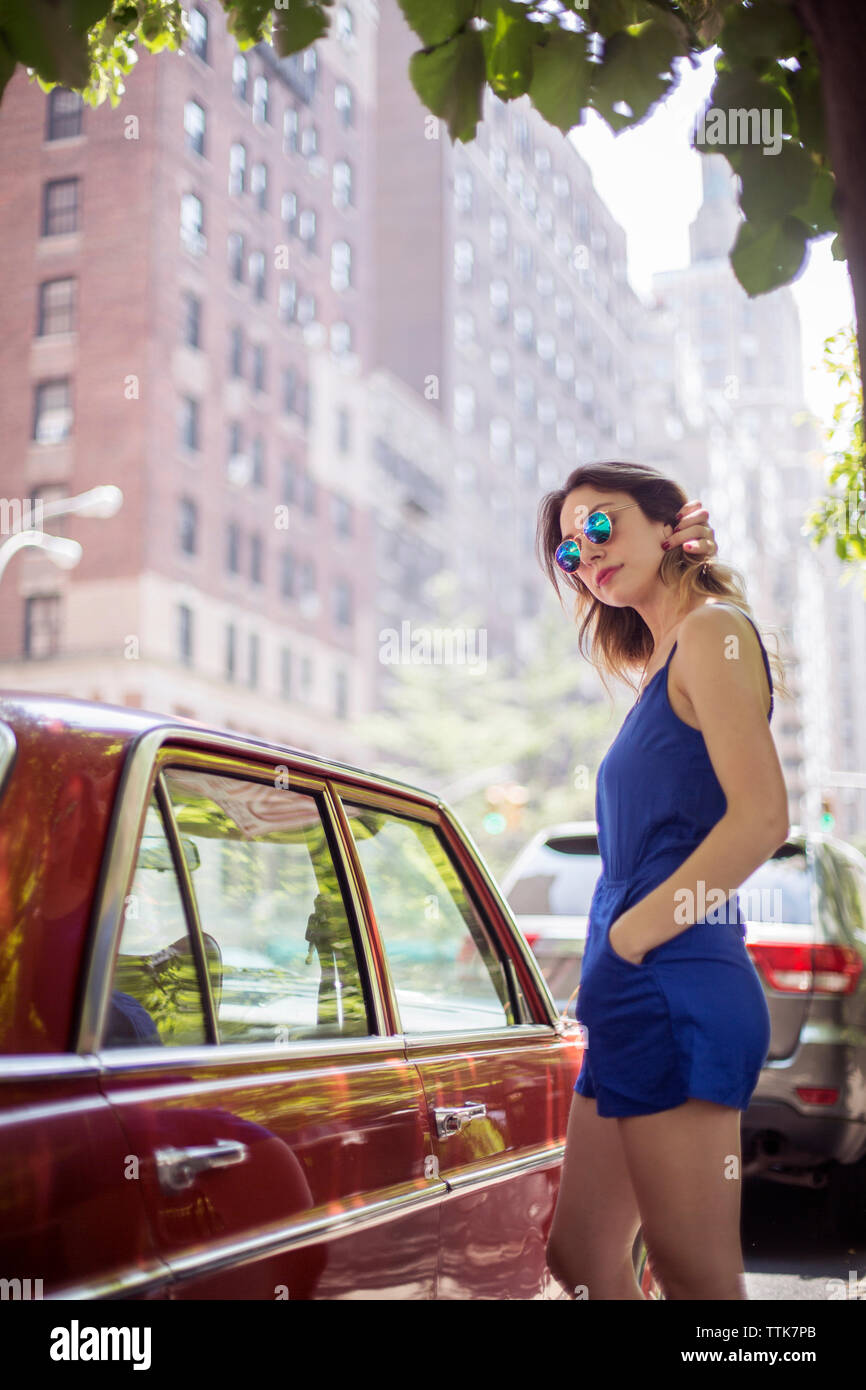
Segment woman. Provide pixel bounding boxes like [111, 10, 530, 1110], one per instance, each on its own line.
[537, 461, 789, 1301]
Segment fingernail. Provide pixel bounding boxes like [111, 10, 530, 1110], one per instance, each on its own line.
[685, 541, 697, 549]
[661, 541, 670, 549]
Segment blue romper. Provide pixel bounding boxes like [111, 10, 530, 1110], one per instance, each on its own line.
[573, 606, 773, 1118]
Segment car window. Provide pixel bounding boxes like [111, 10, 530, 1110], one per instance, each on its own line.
[505, 837, 602, 915]
[162, 769, 371, 1044]
[342, 802, 512, 1032]
[102, 796, 208, 1048]
[737, 849, 812, 924]
[828, 848, 866, 945]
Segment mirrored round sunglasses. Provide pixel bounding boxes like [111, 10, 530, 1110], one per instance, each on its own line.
[555, 503, 640, 574]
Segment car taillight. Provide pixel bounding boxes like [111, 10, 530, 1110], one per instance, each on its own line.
[747, 942, 862, 995]
[795, 1087, 839, 1106]
[522, 931, 541, 948]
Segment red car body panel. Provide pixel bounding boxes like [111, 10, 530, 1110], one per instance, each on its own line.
[0, 693, 613, 1300]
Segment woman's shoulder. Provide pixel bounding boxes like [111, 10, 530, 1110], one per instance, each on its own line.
[674, 601, 771, 707]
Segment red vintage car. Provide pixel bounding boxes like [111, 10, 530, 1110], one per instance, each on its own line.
[0, 692, 661, 1300]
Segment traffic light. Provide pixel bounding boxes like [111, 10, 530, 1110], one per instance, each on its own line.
[820, 795, 835, 830]
[483, 783, 528, 833]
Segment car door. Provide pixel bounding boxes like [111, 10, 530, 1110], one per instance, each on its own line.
[86, 744, 440, 1299]
[332, 786, 584, 1300]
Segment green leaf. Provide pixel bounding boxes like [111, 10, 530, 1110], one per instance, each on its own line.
[591, 17, 689, 132]
[737, 138, 814, 223]
[718, 0, 806, 66]
[272, 0, 329, 57]
[730, 213, 809, 295]
[831, 230, 846, 262]
[409, 27, 486, 143]
[584, 0, 664, 41]
[528, 27, 591, 134]
[695, 66, 796, 160]
[398, 0, 476, 50]
[485, 8, 534, 99]
[787, 163, 838, 237]
[785, 45, 828, 158]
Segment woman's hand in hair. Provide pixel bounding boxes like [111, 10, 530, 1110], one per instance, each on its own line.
[663, 500, 717, 558]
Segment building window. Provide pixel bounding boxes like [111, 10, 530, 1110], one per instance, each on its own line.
[178, 604, 194, 665]
[251, 161, 268, 210]
[336, 408, 350, 453]
[182, 290, 201, 348]
[179, 496, 198, 555]
[232, 54, 248, 102]
[281, 190, 298, 234]
[228, 231, 244, 282]
[23, 594, 61, 659]
[251, 435, 265, 486]
[335, 5, 354, 45]
[300, 124, 318, 158]
[37, 278, 76, 336]
[249, 250, 266, 300]
[454, 239, 473, 284]
[331, 495, 352, 536]
[283, 367, 307, 417]
[298, 208, 316, 254]
[253, 74, 270, 124]
[250, 533, 263, 586]
[330, 240, 352, 291]
[297, 293, 316, 326]
[281, 458, 296, 505]
[248, 633, 259, 687]
[280, 647, 291, 697]
[279, 277, 297, 323]
[330, 321, 352, 356]
[300, 655, 312, 700]
[454, 308, 475, 345]
[281, 550, 295, 598]
[334, 81, 354, 127]
[225, 623, 236, 681]
[333, 578, 352, 627]
[335, 669, 348, 720]
[184, 99, 206, 156]
[332, 160, 353, 209]
[454, 169, 473, 214]
[42, 178, 79, 236]
[180, 192, 205, 254]
[188, 6, 208, 61]
[302, 475, 316, 516]
[46, 88, 83, 141]
[300, 558, 315, 595]
[229, 142, 246, 195]
[32, 378, 72, 443]
[251, 343, 266, 392]
[229, 325, 243, 377]
[178, 395, 200, 451]
[226, 520, 241, 574]
[283, 106, 299, 152]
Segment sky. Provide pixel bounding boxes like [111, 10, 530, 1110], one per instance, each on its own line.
[566, 48, 856, 427]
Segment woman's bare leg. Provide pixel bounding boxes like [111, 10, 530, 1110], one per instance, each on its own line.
[617, 1098, 747, 1300]
[546, 1091, 645, 1300]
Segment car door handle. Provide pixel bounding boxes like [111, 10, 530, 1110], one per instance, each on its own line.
[433, 1103, 486, 1139]
[154, 1139, 249, 1193]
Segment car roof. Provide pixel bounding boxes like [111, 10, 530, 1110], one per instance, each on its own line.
[0, 690, 439, 801]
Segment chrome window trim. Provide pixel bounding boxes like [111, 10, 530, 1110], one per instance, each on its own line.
[93, 1035, 409, 1073]
[155, 768, 219, 1042]
[0, 1053, 102, 1082]
[404, 1023, 560, 1049]
[0, 720, 17, 800]
[439, 1142, 566, 1194]
[77, 729, 399, 1052]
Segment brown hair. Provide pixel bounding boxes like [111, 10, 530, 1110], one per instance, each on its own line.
[536, 460, 791, 707]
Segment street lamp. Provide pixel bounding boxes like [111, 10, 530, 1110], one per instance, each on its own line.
[0, 531, 82, 584]
[39, 484, 123, 521]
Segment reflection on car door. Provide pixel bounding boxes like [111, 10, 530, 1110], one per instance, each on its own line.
[337, 793, 578, 1300]
[91, 755, 440, 1298]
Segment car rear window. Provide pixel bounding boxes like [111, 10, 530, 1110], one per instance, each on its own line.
[737, 848, 812, 924]
[505, 837, 603, 916]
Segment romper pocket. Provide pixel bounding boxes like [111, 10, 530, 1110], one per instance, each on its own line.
[604, 925, 652, 968]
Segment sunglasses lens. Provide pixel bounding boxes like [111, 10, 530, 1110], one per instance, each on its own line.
[584, 511, 611, 543]
[555, 539, 581, 573]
